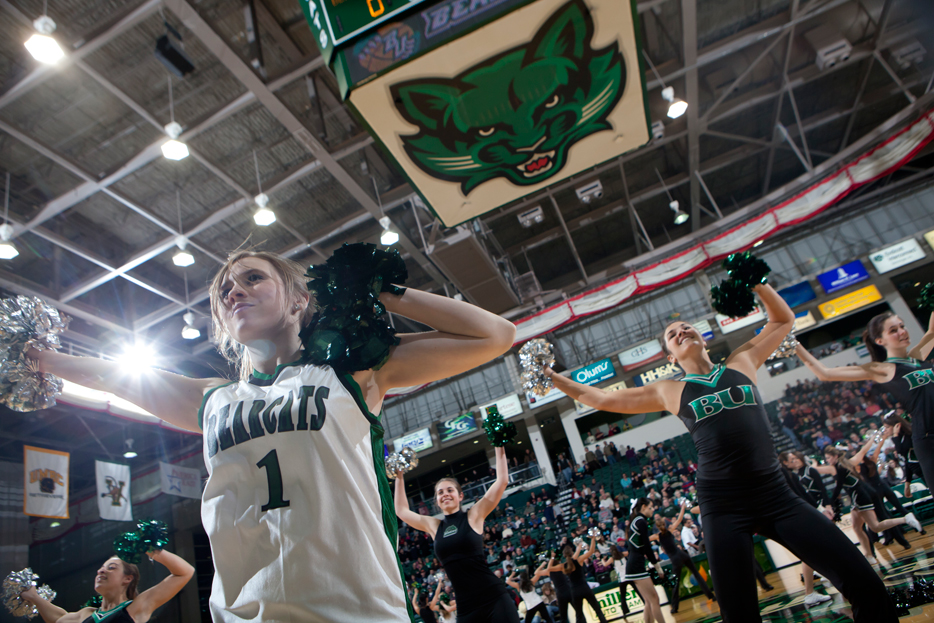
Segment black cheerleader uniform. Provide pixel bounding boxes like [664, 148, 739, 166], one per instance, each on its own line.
[892, 431, 925, 485]
[82, 602, 135, 623]
[795, 465, 829, 508]
[625, 515, 655, 580]
[876, 354, 934, 492]
[548, 568, 572, 623]
[677, 364, 896, 622]
[434, 510, 518, 623]
[564, 560, 607, 623]
[657, 527, 714, 612]
[829, 465, 875, 512]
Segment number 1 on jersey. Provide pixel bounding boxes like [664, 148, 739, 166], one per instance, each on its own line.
[257, 449, 290, 512]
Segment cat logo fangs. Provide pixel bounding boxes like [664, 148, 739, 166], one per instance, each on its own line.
[391, 0, 624, 194]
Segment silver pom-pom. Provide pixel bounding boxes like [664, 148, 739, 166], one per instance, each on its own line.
[537, 551, 550, 563]
[434, 571, 445, 583]
[587, 527, 601, 538]
[573, 536, 583, 546]
[519, 339, 555, 397]
[2, 568, 56, 619]
[0, 296, 69, 411]
[767, 321, 798, 361]
[385, 447, 419, 480]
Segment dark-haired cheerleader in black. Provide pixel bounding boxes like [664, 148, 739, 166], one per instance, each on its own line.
[812, 441, 920, 564]
[546, 539, 610, 623]
[796, 309, 934, 508]
[412, 583, 442, 623]
[625, 499, 663, 622]
[394, 446, 518, 623]
[546, 552, 572, 623]
[651, 501, 714, 614]
[547, 282, 898, 622]
[884, 412, 927, 495]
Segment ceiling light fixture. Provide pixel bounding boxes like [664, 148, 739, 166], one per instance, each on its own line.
[49, 521, 61, 528]
[172, 191, 194, 265]
[161, 76, 189, 160]
[642, 50, 688, 120]
[379, 216, 399, 245]
[655, 168, 689, 225]
[123, 438, 138, 459]
[252, 151, 276, 226]
[25, 14, 64, 64]
[753, 239, 764, 247]
[181, 272, 201, 339]
[181, 311, 200, 340]
[0, 173, 18, 260]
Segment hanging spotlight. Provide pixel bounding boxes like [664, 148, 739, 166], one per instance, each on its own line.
[670, 200, 689, 225]
[0, 175, 17, 259]
[181, 311, 200, 340]
[753, 239, 764, 247]
[0, 224, 17, 260]
[253, 192, 276, 226]
[25, 16, 65, 64]
[662, 86, 688, 119]
[379, 216, 399, 245]
[172, 236, 194, 267]
[161, 121, 189, 160]
[123, 439, 138, 459]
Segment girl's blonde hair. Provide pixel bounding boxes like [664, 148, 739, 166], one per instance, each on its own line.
[209, 251, 315, 380]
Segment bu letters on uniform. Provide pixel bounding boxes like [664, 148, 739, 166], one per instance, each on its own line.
[688, 385, 757, 421]
[205, 385, 331, 457]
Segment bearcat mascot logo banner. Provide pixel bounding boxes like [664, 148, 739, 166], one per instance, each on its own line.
[96, 460, 133, 521]
[350, 0, 648, 226]
[23, 445, 69, 519]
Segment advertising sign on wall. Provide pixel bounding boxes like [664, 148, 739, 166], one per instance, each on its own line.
[869, 238, 926, 274]
[571, 358, 617, 385]
[438, 412, 479, 442]
[632, 362, 684, 387]
[925, 229, 934, 252]
[793, 310, 817, 331]
[479, 393, 524, 419]
[716, 306, 766, 334]
[393, 427, 434, 453]
[818, 284, 883, 319]
[584, 584, 644, 622]
[776, 281, 817, 308]
[816, 260, 869, 294]
[692, 319, 715, 341]
[617, 340, 664, 371]
[526, 386, 565, 409]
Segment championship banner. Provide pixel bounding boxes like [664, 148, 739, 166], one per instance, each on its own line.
[159, 462, 203, 500]
[96, 460, 132, 521]
[23, 446, 69, 519]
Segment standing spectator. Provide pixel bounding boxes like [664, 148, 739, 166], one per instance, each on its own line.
[626, 446, 638, 467]
[781, 409, 802, 449]
[681, 517, 701, 556]
[594, 444, 605, 467]
[585, 447, 600, 472]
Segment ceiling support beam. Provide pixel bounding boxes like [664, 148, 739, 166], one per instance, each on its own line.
[694, 171, 724, 219]
[761, 0, 800, 195]
[681, 0, 701, 231]
[165, 0, 447, 288]
[620, 160, 653, 252]
[840, 0, 895, 150]
[546, 189, 588, 283]
[776, 124, 812, 172]
[873, 50, 917, 105]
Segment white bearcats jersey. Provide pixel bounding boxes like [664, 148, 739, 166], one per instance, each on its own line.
[199, 362, 411, 622]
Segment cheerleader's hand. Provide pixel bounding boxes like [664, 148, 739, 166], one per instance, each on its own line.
[19, 586, 40, 604]
[821, 508, 834, 521]
[543, 367, 554, 378]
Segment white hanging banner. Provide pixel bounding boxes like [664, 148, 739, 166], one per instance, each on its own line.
[159, 461, 203, 500]
[96, 460, 132, 521]
[23, 446, 69, 519]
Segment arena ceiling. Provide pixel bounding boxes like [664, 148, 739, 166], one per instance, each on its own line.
[0, 0, 932, 380]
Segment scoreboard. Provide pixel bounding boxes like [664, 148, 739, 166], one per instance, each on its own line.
[300, 0, 433, 64]
[302, 0, 652, 227]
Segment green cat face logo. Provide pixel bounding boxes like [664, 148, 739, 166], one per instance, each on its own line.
[391, 0, 624, 194]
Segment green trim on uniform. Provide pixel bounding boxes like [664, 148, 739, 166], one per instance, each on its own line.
[197, 381, 237, 430]
[249, 359, 308, 385]
[367, 407, 417, 622]
[91, 600, 132, 623]
[886, 357, 920, 367]
[681, 364, 726, 388]
[340, 374, 383, 430]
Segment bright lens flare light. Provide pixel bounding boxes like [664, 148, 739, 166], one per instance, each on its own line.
[173, 250, 194, 267]
[118, 343, 157, 374]
[667, 100, 688, 118]
[161, 139, 189, 160]
[254, 207, 276, 226]
[0, 224, 18, 259]
[25, 33, 64, 64]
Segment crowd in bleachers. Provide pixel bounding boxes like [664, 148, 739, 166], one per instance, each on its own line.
[400, 377, 926, 620]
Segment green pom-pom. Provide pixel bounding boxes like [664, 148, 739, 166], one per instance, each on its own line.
[136, 519, 169, 552]
[113, 532, 144, 564]
[919, 282, 934, 312]
[82, 595, 102, 609]
[483, 405, 518, 447]
[302, 243, 408, 373]
[722, 252, 770, 288]
[710, 279, 757, 318]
